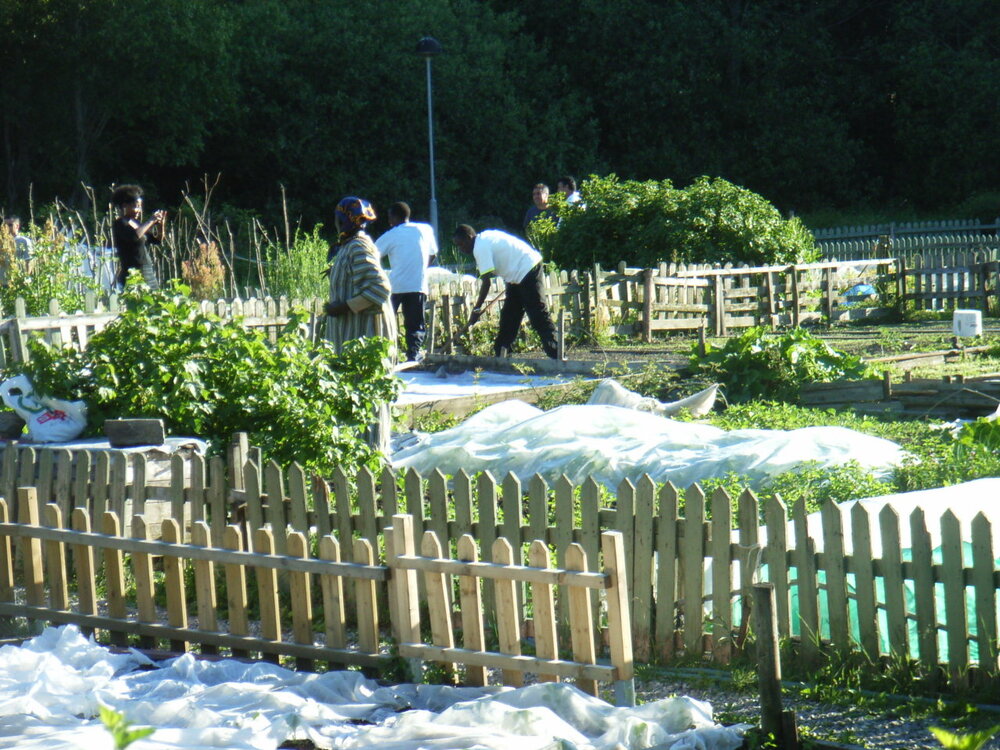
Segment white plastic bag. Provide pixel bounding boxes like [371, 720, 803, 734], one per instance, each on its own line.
[0, 375, 87, 443]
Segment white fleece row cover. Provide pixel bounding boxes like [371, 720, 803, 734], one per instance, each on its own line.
[392, 401, 908, 490]
[0, 626, 745, 750]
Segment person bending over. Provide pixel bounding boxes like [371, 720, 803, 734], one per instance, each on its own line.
[453, 224, 558, 359]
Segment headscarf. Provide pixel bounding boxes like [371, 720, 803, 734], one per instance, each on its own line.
[335, 196, 376, 244]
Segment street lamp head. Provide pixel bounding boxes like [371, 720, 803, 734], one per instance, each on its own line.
[416, 36, 443, 57]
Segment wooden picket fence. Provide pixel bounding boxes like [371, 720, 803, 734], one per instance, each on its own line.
[3, 253, 994, 364]
[1, 442, 996, 691]
[819, 231, 1000, 262]
[0, 485, 635, 701]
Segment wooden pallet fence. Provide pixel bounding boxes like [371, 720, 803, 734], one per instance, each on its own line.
[801, 373, 1000, 418]
[385, 513, 635, 705]
[902, 252, 1000, 313]
[0, 487, 388, 669]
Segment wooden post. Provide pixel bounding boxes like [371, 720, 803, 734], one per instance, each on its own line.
[790, 266, 801, 328]
[882, 370, 892, 400]
[558, 310, 567, 360]
[642, 268, 654, 343]
[442, 294, 454, 355]
[823, 267, 834, 322]
[754, 583, 784, 745]
[713, 276, 725, 337]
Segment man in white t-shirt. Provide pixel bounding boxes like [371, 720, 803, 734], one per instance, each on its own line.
[452, 224, 558, 359]
[376, 202, 438, 361]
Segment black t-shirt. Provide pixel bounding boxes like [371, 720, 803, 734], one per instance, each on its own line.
[112, 217, 148, 272]
[522, 205, 557, 231]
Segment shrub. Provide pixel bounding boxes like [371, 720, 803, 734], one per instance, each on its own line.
[534, 174, 818, 270]
[14, 282, 398, 473]
[689, 326, 872, 403]
[181, 240, 225, 300]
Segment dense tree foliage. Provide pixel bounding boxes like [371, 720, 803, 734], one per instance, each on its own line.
[2, 0, 998, 236]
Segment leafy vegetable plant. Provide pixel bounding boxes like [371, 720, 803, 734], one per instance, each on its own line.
[689, 326, 872, 403]
[15, 281, 398, 473]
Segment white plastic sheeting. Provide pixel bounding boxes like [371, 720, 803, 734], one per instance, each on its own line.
[392, 401, 908, 490]
[395, 370, 577, 406]
[0, 626, 746, 750]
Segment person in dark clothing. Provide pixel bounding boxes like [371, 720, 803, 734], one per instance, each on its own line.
[453, 224, 559, 359]
[110, 184, 164, 290]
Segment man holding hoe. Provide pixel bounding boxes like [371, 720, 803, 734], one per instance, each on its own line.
[452, 224, 559, 359]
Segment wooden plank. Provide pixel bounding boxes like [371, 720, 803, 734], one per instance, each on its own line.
[421, 531, 455, 681]
[428, 469, 450, 552]
[223, 525, 250, 659]
[72, 508, 98, 638]
[566, 542, 597, 696]
[44, 504, 69, 612]
[53, 449, 72, 522]
[792, 499, 819, 667]
[632, 475, 655, 663]
[554, 475, 574, 635]
[849, 504, 879, 660]
[615, 478, 635, 617]
[92, 452, 110, 523]
[492, 537, 523, 687]
[191, 521, 218, 655]
[208, 456, 227, 546]
[108, 453, 127, 523]
[170, 454, 186, 528]
[909, 508, 937, 670]
[529, 540, 558, 682]
[318, 535, 347, 652]
[161, 518, 188, 653]
[710, 487, 733, 663]
[243, 460, 263, 551]
[879, 505, 908, 658]
[655, 483, 678, 660]
[254, 527, 282, 663]
[603, 530, 635, 705]
[0, 501, 14, 603]
[453, 470, 474, 541]
[312, 476, 333, 538]
[288, 531, 314, 671]
[478, 473, 499, 617]
[19, 488, 45, 616]
[972, 513, 998, 680]
[736, 489, 760, 654]
[682, 485, 706, 656]
[132, 515, 157, 650]
[354, 538, 380, 659]
[189, 454, 205, 525]
[264, 461, 287, 557]
[287, 464, 310, 536]
[820, 500, 850, 651]
[102, 511, 128, 647]
[940, 510, 968, 686]
[457, 534, 488, 687]
[389, 514, 422, 682]
[580, 477, 601, 630]
[132, 454, 147, 519]
[357, 466, 380, 553]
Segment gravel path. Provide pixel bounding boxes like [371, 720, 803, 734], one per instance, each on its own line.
[631, 671, 1000, 749]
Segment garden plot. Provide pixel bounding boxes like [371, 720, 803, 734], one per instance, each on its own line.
[0, 625, 746, 750]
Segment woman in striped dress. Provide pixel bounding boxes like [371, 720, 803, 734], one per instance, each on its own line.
[324, 196, 397, 455]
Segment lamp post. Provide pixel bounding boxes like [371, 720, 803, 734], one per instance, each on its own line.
[416, 36, 442, 243]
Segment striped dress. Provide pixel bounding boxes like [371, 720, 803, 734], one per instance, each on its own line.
[324, 231, 397, 455]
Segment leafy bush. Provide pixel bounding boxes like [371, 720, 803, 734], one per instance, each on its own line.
[14, 282, 398, 473]
[689, 327, 873, 403]
[533, 174, 818, 270]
